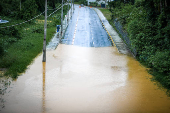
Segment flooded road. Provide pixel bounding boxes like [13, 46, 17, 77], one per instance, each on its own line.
[1, 45, 170, 113]
[1, 5, 170, 113]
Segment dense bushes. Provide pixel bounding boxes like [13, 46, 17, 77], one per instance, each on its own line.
[0, 27, 22, 56]
[19, 0, 38, 20]
[74, 0, 87, 5]
[109, 0, 170, 89]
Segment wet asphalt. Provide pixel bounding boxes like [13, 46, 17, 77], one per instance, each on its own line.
[62, 5, 112, 47]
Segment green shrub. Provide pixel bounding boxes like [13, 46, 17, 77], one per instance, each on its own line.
[0, 27, 21, 38]
[31, 26, 44, 33]
[149, 51, 170, 90]
[149, 51, 170, 73]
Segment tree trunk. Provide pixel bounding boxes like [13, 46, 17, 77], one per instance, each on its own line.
[165, 0, 167, 7]
[20, 0, 21, 11]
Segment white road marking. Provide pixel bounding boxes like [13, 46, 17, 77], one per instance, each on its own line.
[72, 9, 80, 45]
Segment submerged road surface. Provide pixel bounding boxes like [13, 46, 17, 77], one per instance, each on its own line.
[1, 5, 170, 113]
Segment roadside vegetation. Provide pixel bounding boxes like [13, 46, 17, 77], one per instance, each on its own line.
[99, 9, 112, 22]
[100, 0, 170, 92]
[74, 0, 101, 7]
[74, 0, 88, 5]
[89, 2, 101, 7]
[0, 0, 68, 78]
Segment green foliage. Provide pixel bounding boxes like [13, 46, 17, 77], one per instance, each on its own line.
[0, 0, 38, 19]
[149, 51, 170, 73]
[0, 27, 21, 38]
[99, 9, 112, 21]
[35, 0, 45, 12]
[74, 0, 87, 5]
[80, 0, 88, 5]
[0, 26, 56, 78]
[0, 26, 22, 56]
[109, 0, 170, 90]
[0, 0, 62, 20]
[0, 0, 20, 17]
[128, 19, 155, 56]
[31, 25, 44, 34]
[19, 0, 38, 20]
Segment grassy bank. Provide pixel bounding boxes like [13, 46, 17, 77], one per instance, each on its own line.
[99, 9, 123, 43]
[0, 5, 68, 78]
[0, 21, 56, 78]
[99, 9, 112, 21]
[99, 9, 117, 28]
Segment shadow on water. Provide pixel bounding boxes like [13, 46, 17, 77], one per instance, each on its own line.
[42, 62, 46, 113]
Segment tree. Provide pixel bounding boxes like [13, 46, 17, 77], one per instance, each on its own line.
[96, 0, 100, 6]
[19, 0, 38, 20]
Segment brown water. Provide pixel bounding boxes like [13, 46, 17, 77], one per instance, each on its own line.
[1, 44, 170, 113]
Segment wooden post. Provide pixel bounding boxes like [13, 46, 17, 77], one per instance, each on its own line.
[20, 0, 21, 11]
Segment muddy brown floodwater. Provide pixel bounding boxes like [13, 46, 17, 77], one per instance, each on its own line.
[1, 44, 170, 113]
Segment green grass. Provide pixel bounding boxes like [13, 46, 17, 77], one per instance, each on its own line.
[0, 20, 60, 78]
[74, 2, 81, 5]
[99, 9, 112, 21]
[99, 9, 122, 39]
[1, 24, 56, 78]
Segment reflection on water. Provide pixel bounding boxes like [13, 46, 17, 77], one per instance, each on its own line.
[42, 62, 46, 113]
[108, 55, 170, 113]
[0, 45, 170, 113]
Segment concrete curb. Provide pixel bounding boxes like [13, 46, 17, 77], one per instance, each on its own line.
[92, 8, 133, 56]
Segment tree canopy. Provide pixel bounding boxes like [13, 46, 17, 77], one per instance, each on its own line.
[0, 0, 63, 20]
